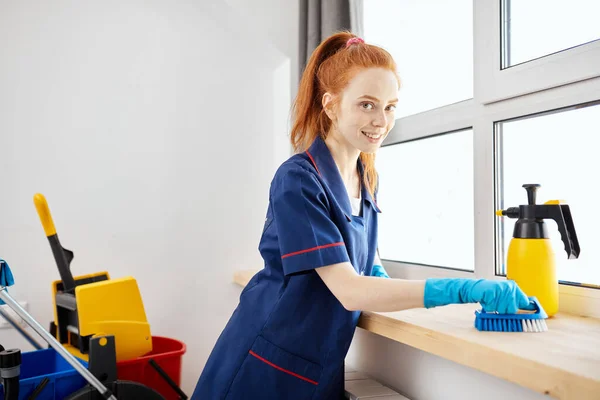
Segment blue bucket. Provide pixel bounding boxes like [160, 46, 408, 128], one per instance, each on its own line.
[0, 348, 88, 400]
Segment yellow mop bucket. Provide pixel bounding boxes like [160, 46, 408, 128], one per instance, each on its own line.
[34, 193, 152, 362]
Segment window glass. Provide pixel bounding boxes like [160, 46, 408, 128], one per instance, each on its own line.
[377, 129, 474, 270]
[364, 0, 473, 118]
[502, 0, 600, 67]
[496, 102, 600, 286]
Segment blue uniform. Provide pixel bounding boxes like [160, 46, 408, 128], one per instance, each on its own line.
[191, 136, 381, 399]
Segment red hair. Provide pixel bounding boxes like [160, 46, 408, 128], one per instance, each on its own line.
[291, 31, 400, 198]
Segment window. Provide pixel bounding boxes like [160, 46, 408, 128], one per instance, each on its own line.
[377, 129, 474, 271]
[364, 0, 600, 316]
[363, 0, 472, 118]
[495, 101, 600, 287]
[502, 0, 600, 68]
[476, 1, 600, 104]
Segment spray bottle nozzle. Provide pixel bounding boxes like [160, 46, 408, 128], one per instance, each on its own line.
[496, 207, 520, 218]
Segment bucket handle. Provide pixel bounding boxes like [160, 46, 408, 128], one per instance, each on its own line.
[27, 377, 49, 400]
[148, 358, 188, 399]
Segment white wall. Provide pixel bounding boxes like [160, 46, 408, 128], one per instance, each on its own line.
[224, 0, 299, 159]
[225, 0, 300, 98]
[346, 329, 550, 400]
[0, 0, 296, 395]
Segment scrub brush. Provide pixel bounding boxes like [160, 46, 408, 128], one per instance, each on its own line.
[474, 297, 548, 332]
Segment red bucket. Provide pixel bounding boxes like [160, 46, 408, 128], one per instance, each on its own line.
[116, 336, 186, 400]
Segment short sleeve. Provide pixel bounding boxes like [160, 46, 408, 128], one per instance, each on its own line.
[272, 167, 350, 276]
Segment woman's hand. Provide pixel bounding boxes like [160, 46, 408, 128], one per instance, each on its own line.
[424, 278, 534, 314]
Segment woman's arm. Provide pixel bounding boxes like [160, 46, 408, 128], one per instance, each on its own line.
[315, 262, 425, 312]
[316, 261, 534, 314]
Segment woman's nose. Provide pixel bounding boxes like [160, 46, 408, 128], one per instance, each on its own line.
[372, 111, 387, 127]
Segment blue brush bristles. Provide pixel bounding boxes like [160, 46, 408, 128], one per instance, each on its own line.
[474, 296, 548, 332]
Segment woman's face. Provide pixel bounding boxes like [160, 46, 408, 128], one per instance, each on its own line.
[323, 67, 399, 154]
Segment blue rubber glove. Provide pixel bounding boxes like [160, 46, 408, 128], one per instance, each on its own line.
[371, 265, 390, 278]
[424, 278, 534, 314]
[0, 259, 15, 305]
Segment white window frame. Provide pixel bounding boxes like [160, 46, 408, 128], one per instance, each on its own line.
[476, 0, 600, 104]
[372, 0, 600, 318]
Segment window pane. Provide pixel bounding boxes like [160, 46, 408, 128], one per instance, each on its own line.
[376, 129, 474, 270]
[363, 0, 473, 118]
[496, 102, 600, 286]
[503, 0, 600, 67]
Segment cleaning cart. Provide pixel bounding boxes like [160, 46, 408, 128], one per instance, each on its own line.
[0, 278, 165, 398]
[30, 193, 188, 400]
[0, 255, 188, 399]
[0, 194, 189, 399]
[0, 258, 115, 399]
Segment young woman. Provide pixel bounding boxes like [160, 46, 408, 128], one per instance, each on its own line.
[191, 32, 533, 400]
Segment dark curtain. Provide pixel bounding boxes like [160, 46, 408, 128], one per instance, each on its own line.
[298, 0, 354, 78]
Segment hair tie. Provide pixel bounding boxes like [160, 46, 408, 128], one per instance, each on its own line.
[346, 37, 365, 48]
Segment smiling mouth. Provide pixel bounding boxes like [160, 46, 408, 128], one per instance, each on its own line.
[362, 131, 383, 140]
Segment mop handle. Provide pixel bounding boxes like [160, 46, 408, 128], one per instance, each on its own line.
[33, 193, 77, 293]
[0, 287, 117, 400]
[0, 306, 43, 350]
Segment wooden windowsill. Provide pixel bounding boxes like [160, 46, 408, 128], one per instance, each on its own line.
[233, 269, 600, 400]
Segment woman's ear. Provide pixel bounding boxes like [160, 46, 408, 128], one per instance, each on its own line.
[322, 92, 336, 120]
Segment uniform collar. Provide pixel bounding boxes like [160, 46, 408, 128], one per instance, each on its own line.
[357, 160, 381, 213]
[306, 136, 381, 217]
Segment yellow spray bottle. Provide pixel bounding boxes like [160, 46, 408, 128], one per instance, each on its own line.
[496, 184, 580, 317]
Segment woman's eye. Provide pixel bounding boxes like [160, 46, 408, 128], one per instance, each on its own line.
[361, 102, 374, 110]
[386, 104, 397, 111]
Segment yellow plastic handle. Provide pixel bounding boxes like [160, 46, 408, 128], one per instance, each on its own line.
[33, 193, 57, 236]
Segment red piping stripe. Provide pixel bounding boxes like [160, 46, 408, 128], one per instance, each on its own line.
[249, 350, 319, 385]
[305, 151, 321, 175]
[282, 242, 344, 259]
